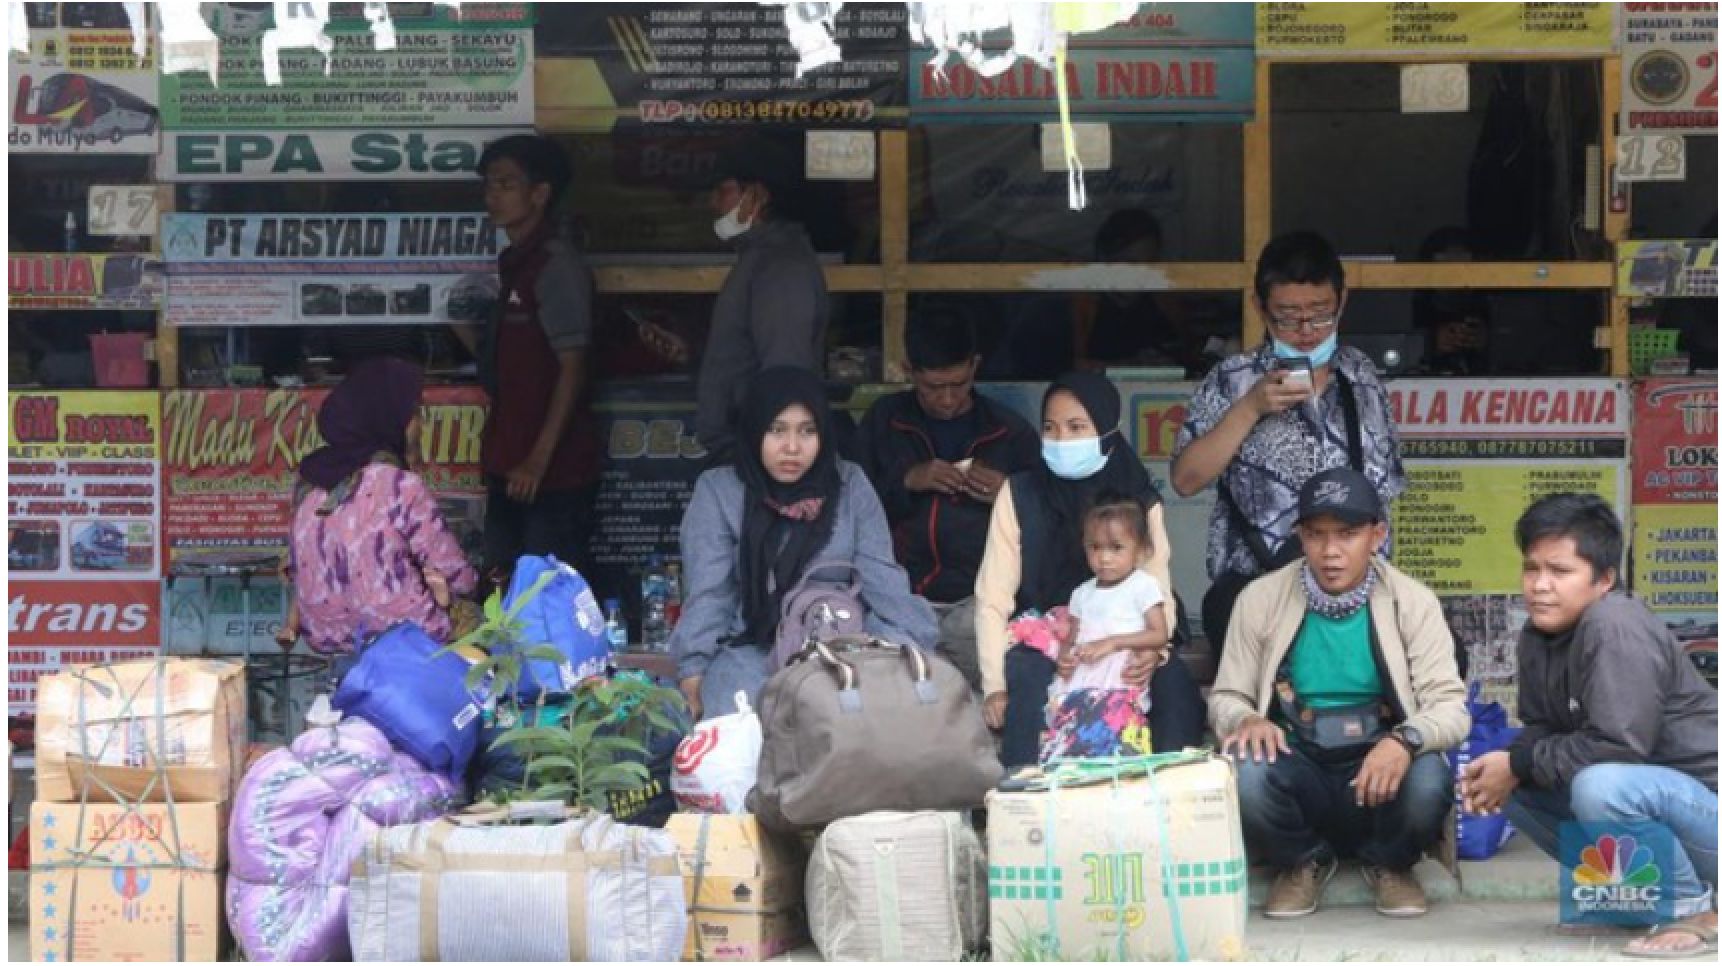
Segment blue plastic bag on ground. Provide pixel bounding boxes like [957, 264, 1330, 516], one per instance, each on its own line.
[500, 555, 611, 701]
[332, 622, 488, 778]
[1448, 682, 1521, 860]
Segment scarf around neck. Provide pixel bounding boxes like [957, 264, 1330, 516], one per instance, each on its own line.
[1302, 562, 1378, 620]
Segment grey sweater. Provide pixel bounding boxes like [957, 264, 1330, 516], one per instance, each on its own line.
[695, 220, 830, 457]
[1509, 592, 1717, 791]
[669, 461, 939, 681]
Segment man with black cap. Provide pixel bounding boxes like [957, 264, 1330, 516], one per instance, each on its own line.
[1210, 467, 1469, 921]
[696, 145, 830, 462]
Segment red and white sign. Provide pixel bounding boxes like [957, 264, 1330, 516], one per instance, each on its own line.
[9, 391, 163, 715]
[1391, 380, 1629, 438]
[7, 581, 160, 713]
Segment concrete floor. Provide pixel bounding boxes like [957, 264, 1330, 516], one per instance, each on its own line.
[6, 901, 1648, 963]
[7, 842, 1644, 963]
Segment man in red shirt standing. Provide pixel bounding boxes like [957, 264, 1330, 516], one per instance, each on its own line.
[453, 134, 598, 580]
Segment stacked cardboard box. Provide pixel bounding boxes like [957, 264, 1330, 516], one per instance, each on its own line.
[29, 659, 245, 962]
[667, 814, 809, 961]
[34, 658, 248, 803]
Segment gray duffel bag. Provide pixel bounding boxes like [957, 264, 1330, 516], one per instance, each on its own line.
[748, 636, 1003, 832]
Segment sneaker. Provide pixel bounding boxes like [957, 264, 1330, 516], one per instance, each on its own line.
[1362, 865, 1428, 918]
[1263, 856, 1338, 919]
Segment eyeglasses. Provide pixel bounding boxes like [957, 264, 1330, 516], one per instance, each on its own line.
[1266, 310, 1341, 335]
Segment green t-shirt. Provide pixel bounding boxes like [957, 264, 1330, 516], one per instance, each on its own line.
[1285, 607, 1382, 710]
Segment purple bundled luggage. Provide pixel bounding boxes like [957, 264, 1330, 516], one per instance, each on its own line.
[226, 715, 460, 961]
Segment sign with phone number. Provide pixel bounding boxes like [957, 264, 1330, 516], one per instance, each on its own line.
[640, 98, 877, 124]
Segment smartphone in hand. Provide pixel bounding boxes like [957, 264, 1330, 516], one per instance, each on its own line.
[1275, 356, 1314, 393]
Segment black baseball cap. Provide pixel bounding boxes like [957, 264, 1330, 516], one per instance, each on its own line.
[1296, 467, 1384, 526]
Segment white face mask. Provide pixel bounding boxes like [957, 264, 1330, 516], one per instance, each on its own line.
[713, 203, 752, 241]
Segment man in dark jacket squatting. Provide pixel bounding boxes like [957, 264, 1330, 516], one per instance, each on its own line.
[1462, 493, 1718, 959]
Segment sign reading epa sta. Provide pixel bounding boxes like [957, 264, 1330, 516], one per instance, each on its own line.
[160, 129, 530, 181]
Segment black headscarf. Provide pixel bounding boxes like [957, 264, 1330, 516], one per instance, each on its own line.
[735, 367, 842, 646]
[298, 356, 423, 491]
[1025, 371, 1163, 607]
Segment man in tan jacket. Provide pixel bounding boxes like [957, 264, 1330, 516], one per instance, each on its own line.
[1210, 468, 1468, 921]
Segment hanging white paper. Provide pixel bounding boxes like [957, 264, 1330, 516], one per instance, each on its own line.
[772, 2, 846, 77]
[122, 2, 149, 60]
[365, 1, 397, 50]
[261, 0, 334, 86]
[11, 2, 30, 54]
[158, 1, 223, 84]
[899, 1, 1139, 210]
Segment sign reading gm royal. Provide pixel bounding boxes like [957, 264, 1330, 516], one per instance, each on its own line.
[1560, 823, 1678, 926]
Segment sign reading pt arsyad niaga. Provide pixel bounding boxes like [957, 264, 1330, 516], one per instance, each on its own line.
[162, 213, 502, 328]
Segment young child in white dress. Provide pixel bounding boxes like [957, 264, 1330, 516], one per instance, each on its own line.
[1041, 494, 1171, 762]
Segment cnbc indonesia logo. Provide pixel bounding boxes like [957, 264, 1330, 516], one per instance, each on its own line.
[1571, 833, 1663, 913]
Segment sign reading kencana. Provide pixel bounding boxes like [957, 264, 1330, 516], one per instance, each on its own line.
[1387, 380, 1629, 596]
[162, 213, 502, 328]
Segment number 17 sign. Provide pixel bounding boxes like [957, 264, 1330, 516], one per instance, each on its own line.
[87, 184, 162, 237]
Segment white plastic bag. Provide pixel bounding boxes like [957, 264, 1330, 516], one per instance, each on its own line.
[671, 692, 762, 813]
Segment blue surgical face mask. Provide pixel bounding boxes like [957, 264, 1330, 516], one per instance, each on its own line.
[1042, 433, 1111, 480]
[1272, 332, 1339, 368]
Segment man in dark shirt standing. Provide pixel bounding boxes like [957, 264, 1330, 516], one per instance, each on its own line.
[854, 310, 1039, 688]
[1462, 494, 1717, 958]
[453, 134, 598, 579]
[695, 148, 829, 462]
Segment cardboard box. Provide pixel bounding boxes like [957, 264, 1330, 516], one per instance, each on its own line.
[667, 814, 809, 961]
[987, 755, 1249, 962]
[683, 906, 810, 963]
[30, 801, 228, 962]
[35, 659, 248, 803]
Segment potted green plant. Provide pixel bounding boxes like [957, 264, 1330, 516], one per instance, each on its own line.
[442, 583, 687, 812]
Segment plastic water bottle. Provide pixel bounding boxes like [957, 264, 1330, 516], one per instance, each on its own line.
[641, 555, 669, 653]
[604, 599, 629, 653]
[665, 559, 683, 632]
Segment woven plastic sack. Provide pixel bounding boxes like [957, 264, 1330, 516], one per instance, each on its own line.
[807, 811, 986, 962]
[348, 807, 686, 961]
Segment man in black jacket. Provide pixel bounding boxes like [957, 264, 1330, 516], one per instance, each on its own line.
[1462, 494, 1717, 957]
[854, 309, 1039, 689]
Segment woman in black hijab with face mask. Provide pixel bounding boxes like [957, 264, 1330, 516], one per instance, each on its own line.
[975, 372, 1207, 765]
[667, 367, 938, 720]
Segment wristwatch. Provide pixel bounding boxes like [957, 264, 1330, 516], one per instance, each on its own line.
[1390, 724, 1425, 755]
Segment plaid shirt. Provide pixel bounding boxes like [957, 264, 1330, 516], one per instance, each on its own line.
[1175, 344, 1407, 579]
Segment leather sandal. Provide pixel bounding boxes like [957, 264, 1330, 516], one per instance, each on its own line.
[1622, 921, 1719, 960]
